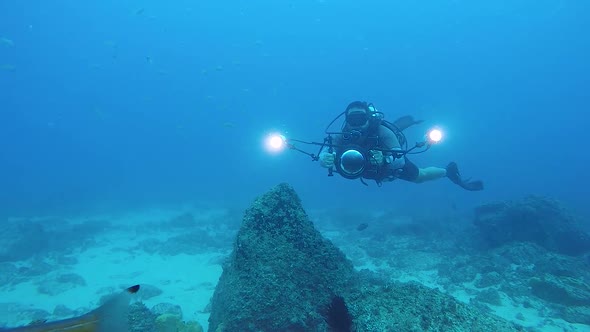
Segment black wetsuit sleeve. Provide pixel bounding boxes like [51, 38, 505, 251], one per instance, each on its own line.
[378, 125, 400, 152]
[331, 135, 344, 155]
[397, 157, 419, 182]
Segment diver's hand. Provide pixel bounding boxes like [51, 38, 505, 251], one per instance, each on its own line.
[319, 151, 336, 168]
[368, 150, 384, 166]
[446, 162, 484, 191]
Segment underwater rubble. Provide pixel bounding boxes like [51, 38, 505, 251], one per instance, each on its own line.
[338, 194, 590, 329]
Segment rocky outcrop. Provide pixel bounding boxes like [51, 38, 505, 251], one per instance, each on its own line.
[208, 183, 355, 331]
[208, 183, 524, 332]
[529, 274, 590, 325]
[0, 218, 109, 262]
[473, 195, 590, 255]
[0, 220, 49, 262]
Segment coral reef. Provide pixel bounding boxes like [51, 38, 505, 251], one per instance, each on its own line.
[208, 183, 356, 331]
[208, 183, 523, 332]
[530, 274, 590, 306]
[152, 302, 184, 317]
[349, 278, 519, 331]
[473, 195, 590, 255]
[0, 219, 109, 262]
[127, 301, 204, 332]
[128, 302, 158, 332]
[436, 239, 590, 325]
[528, 274, 590, 324]
[155, 314, 203, 332]
[0, 220, 48, 261]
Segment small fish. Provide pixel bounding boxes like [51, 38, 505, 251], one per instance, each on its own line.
[0, 37, 14, 47]
[356, 223, 368, 231]
[91, 106, 107, 120]
[0, 64, 16, 71]
[135, 8, 145, 15]
[0, 285, 140, 332]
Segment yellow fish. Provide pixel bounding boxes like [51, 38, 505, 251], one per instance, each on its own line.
[0, 285, 140, 332]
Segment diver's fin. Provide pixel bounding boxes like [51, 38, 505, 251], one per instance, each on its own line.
[462, 180, 484, 191]
[446, 162, 484, 191]
[392, 115, 423, 131]
[446, 162, 461, 185]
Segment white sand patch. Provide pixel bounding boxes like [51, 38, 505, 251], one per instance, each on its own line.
[0, 226, 225, 331]
[449, 288, 474, 304]
[395, 269, 444, 291]
[353, 260, 380, 272]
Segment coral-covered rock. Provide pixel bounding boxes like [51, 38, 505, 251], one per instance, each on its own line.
[0, 220, 48, 262]
[128, 302, 157, 332]
[152, 303, 183, 318]
[0, 218, 109, 262]
[155, 314, 203, 332]
[473, 196, 590, 255]
[562, 306, 590, 325]
[530, 274, 590, 306]
[475, 271, 503, 288]
[208, 183, 356, 331]
[208, 183, 524, 332]
[349, 279, 521, 331]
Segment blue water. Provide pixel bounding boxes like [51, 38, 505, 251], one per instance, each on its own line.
[0, 1, 588, 219]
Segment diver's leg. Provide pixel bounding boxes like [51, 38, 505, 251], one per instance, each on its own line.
[398, 158, 445, 183]
[415, 167, 447, 183]
[397, 158, 420, 182]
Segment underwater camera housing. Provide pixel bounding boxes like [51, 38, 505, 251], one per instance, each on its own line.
[335, 147, 366, 179]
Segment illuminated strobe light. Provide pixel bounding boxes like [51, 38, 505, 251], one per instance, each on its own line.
[265, 133, 287, 153]
[427, 129, 443, 144]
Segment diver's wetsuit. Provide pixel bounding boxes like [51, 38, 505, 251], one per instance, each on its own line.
[333, 124, 419, 183]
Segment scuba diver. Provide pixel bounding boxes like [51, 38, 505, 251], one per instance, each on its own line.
[316, 101, 484, 191]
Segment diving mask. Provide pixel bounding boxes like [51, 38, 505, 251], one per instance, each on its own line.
[346, 108, 369, 128]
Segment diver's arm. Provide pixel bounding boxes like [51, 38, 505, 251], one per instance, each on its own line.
[413, 167, 447, 183]
[318, 137, 338, 170]
[378, 125, 401, 162]
[318, 134, 343, 170]
[319, 150, 336, 169]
